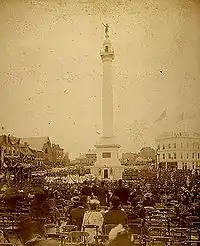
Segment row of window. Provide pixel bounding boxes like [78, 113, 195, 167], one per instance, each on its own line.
[162, 153, 200, 160]
[158, 142, 200, 150]
[182, 162, 200, 170]
[6, 147, 19, 156]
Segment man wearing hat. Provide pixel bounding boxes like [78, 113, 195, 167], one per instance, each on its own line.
[70, 196, 86, 230]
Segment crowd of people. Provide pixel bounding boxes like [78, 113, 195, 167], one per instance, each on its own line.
[0, 168, 200, 245]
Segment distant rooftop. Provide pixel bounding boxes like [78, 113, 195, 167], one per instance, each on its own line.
[21, 136, 50, 151]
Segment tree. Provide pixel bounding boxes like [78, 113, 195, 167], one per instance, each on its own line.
[139, 147, 156, 161]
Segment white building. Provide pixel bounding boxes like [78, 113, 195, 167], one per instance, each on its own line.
[91, 25, 123, 180]
[155, 131, 200, 170]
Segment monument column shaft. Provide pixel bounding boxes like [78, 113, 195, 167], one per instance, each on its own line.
[102, 59, 113, 138]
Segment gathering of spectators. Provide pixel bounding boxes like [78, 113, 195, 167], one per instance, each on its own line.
[0, 167, 199, 245]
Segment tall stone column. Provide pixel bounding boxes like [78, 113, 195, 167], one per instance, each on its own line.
[91, 25, 123, 180]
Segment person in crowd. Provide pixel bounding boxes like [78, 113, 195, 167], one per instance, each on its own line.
[103, 196, 128, 228]
[97, 180, 110, 206]
[81, 180, 93, 197]
[143, 193, 155, 207]
[82, 199, 104, 243]
[91, 181, 99, 198]
[70, 196, 86, 230]
[19, 216, 60, 246]
[113, 180, 130, 205]
[107, 224, 132, 246]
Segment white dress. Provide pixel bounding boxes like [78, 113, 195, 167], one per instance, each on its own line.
[82, 211, 104, 243]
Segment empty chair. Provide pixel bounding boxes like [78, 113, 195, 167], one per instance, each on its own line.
[0, 244, 16, 246]
[128, 223, 142, 235]
[44, 224, 58, 235]
[181, 241, 200, 246]
[170, 228, 189, 242]
[65, 231, 89, 246]
[149, 227, 167, 237]
[151, 236, 172, 246]
[61, 225, 77, 234]
[147, 219, 164, 228]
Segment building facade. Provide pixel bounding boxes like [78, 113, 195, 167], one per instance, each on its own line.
[21, 137, 53, 167]
[52, 144, 64, 167]
[155, 132, 200, 170]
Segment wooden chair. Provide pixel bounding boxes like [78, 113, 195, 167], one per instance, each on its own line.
[61, 225, 77, 233]
[83, 225, 99, 244]
[189, 221, 200, 240]
[149, 227, 167, 237]
[170, 228, 189, 243]
[181, 241, 200, 245]
[130, 234, 142, 246]
[95, 235, 109, 246]
[44, 223, 58, 235]
[147, 219, 164, 228]
[128, 223, 142, 235]
[0, 244, 17, 246]
[65, 231, 89, 246]
[151, 236, 172, 246]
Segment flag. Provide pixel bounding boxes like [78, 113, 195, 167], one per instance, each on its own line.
[154, 109, 167, 123]
[176, 112, 184, 123]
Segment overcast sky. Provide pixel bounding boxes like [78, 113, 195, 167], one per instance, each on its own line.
[0, 0, 200, 158]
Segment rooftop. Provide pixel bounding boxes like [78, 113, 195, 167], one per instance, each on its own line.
[21, 136, 50, 151]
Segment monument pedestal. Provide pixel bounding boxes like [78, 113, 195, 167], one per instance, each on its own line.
[91, 137, 123, 180]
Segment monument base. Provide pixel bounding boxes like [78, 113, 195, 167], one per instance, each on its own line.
[91, 137, 124, 180]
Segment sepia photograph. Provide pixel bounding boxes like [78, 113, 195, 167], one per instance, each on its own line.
[0, 0, 200, 245]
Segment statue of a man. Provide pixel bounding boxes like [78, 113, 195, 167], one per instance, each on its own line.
[102, 23, 109, 37]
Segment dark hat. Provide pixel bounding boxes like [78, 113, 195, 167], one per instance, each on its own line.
[110, 196, 121, 207]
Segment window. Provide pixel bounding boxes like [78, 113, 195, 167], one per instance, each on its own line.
[182, 163, 184, 170]
[181, 143, 183, 148]
[45, 148, 48, 154]
[187, 153, 189, 159]
[174, 153, 176, 159]
[192, 153, 195, 159]
[105, 46, 108, 52]
[181, 153, 183, 159]
[102, 152, 111, 158]
[198, 153, 200, 159]
[162, 145, 165, 150]
[163, 154, 165, 159]
[193, 143, 195, 149]
[169, 153, 171, 159]
[158, 145, 160, 150]
[168, 144, 171, 149]
[192, 164, 195, 169]
[174, 143, 176, 148]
